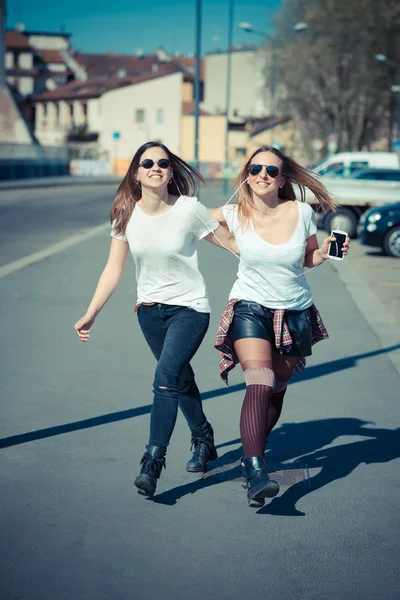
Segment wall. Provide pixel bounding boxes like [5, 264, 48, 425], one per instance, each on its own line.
[35, 97, 100, 147]
[0, 86, 33, 144]
[18, 76, 34, 95]
[28, 35, 69, 51]
[182, 80, 193, 102]
[248, 120, 296, 157]
[181, 114, 226, 164]
[99, 72, 183, 169]
[18, 53, 33, 69]
[5, 51, 13, 68]
[203, 49, 269, 118]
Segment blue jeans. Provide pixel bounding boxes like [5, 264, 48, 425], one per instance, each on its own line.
[137, 303, 211, 450]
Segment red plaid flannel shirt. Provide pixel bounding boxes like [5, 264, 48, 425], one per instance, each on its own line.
[214, 298, 329, 385]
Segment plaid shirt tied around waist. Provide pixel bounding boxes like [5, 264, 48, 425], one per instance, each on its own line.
[214, 298, 329, 385]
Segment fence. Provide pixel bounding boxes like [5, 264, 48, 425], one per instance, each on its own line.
[0, 143, 70, 181]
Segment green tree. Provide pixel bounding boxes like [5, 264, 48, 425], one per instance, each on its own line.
[274, 0, 400, 154]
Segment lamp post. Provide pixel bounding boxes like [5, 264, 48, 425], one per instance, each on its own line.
[238, 21, 276, 118]
[194, 0, 202, 171]
[223, 0, 234, 193]
[238, 21, 308, 123]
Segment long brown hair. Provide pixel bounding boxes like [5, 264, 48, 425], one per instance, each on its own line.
[110, 141, 205, 235]
[235, 146, 337, 228]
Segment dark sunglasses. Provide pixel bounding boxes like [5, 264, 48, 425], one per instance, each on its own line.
[248, 164, 280, 178]
[139, 158, 171, 169]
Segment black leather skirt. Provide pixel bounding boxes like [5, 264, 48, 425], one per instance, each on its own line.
[230, 300, 313, 357]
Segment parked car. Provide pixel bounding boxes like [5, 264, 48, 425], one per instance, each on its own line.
[352, 168, 400, 181]
[321, 167, 400, 180]
[312, 152, 399, 177]
[357, 202, 400, 257]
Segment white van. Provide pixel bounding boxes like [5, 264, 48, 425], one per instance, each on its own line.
[312, 152, 399, 177]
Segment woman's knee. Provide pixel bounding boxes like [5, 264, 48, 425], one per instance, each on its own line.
[153, 365, 179, 395]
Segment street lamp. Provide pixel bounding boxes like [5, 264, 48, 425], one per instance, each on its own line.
[238, 21, 308, 119]
[238, 21, 276, 119]
[194, 0, 201, 171]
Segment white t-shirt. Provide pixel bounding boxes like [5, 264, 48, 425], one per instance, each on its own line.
[111, 196, 219, 312]
[223, 201, 317, 310]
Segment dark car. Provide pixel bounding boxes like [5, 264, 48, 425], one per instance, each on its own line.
[357, 202, 400, 257]
[352, 168, 400, 181]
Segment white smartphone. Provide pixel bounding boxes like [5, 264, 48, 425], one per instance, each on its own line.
[328, 229, 347, 261]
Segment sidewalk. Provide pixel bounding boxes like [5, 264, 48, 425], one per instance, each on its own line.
[328, 236, 400, 375]
[0, 175, 123, 191]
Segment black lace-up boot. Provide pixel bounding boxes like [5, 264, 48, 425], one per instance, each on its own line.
[134, 445, 166, 497]
[242, 456, 279, 508]
[186, 426, 218, 473]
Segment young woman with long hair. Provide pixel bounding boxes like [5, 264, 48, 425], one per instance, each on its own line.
[212, 145, 349, 508]
[74, 141, 238, 498]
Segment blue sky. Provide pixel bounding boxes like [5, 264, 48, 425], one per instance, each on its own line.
[7, 0, 282, 56]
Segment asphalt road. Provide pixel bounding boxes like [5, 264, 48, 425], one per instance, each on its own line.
[1, 182, 399, 600]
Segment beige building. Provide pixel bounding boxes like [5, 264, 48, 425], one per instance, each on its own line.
[202, 46, 272, 119]
[32, 66, 185, 173]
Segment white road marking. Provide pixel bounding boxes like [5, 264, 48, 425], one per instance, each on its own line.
[0, 222, 110, 279]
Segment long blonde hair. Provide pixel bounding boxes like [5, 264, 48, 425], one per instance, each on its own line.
[235, 146, 337, 228]
[110, 141, 205, 236]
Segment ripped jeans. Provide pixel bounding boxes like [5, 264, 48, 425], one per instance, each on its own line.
[137, 303, 211, 450]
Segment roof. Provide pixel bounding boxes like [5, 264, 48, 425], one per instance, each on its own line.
[39, 50, 65, 64]
[33, 65, 183, 102]
[173, 57, 205, 81]
[182, 101, 209, 116]
[74, 52, 199, 82]
[246, 116, 292, 136]
[24, 31, 71, 38]
[6, 30, 32, 50]
[206, 45, 259, 56]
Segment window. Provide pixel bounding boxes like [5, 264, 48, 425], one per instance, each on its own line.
[319, 162, 343, 176]
[350, 161, 368, 169]
[136, 109, 145, 123]
[156, 108, 164, 124]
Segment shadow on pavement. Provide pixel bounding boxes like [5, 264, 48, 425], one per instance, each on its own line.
[259, 421, 400, 517]
[150, 419, 400, 514]
[1, 343, 399, 449]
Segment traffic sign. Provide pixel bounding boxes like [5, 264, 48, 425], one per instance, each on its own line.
[112, 131, 121, 140]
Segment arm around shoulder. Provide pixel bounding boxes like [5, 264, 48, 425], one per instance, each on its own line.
[209, 206, 228, 226]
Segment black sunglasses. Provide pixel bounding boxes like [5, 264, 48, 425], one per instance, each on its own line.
[248, 164, 280, 178]
[140, 158, 171, 169]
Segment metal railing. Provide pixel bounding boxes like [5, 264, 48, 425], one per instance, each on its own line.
[0, 143, 69, 160]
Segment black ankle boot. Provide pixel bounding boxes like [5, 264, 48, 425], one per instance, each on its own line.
[134, 445, 166, 497]
[186, 426, 218, 473]
[242, 456, 279, 508]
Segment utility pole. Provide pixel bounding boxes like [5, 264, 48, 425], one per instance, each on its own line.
[223, 0, 233, 193]
[194, 0, 201, 171]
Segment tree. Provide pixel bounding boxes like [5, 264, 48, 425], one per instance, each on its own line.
[274, 0, 400, 154]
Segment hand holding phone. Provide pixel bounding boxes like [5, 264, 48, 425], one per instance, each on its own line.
[328, 229, 348, 261]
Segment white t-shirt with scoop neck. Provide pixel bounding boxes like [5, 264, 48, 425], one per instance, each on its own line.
[223, 200, 317, 310]
[111, 195, 219, 312]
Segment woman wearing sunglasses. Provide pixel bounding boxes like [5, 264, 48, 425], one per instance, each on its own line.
[212, 145, 349, 508]
[74, 141, 238, 497]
